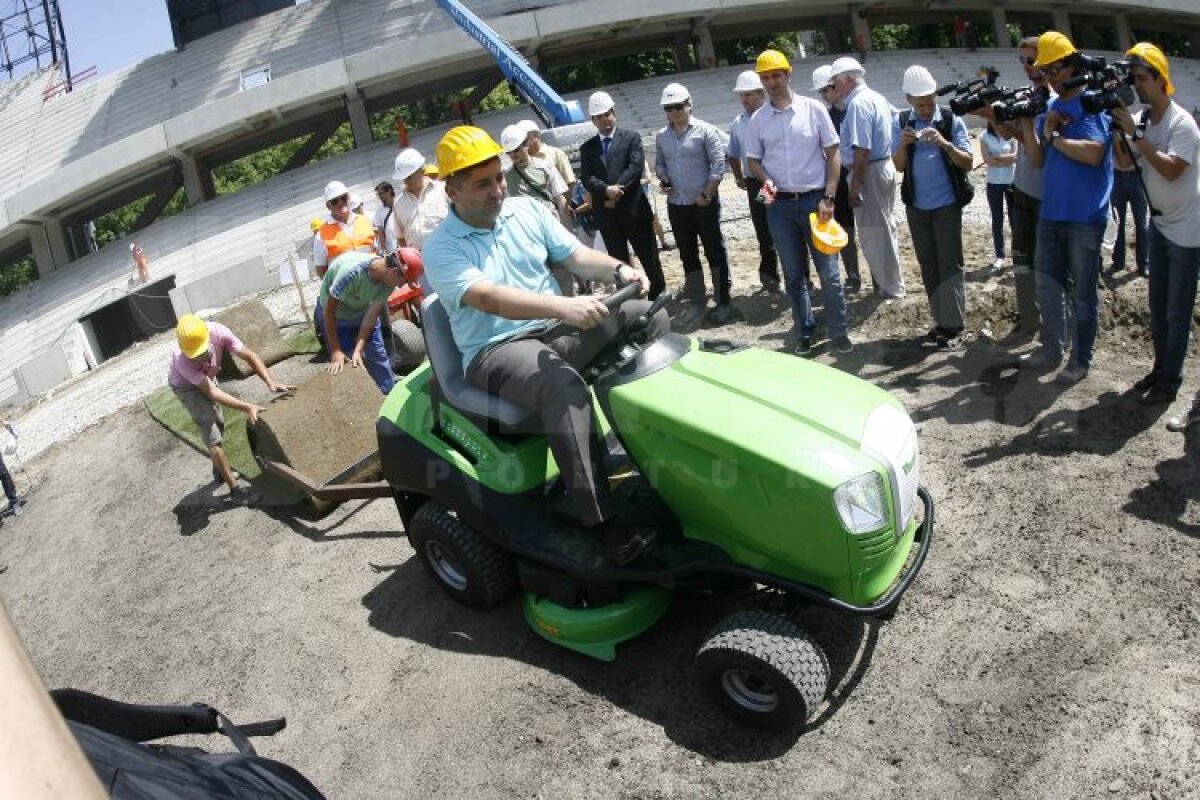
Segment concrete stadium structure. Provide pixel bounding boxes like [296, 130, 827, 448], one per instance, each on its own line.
[1, 0, 1199, 405]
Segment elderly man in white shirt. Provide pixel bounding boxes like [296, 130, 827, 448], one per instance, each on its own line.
[391, 148, 450, 250]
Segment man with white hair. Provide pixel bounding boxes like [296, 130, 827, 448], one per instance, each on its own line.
[391, 147, 449, 250]
[726, 69, 780, 292]
[518, 119, 576, 193]
[579, 91, 666, 299]
[655, 81, 730, 324]
[893, 64, 974, 348]
[832, 56, 906, 299]
[500, 123, 570, 222]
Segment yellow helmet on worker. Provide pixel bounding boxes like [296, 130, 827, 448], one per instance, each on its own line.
[756, 49, 791, 74]
[435, 126, 504, 179]
[176, 314, 210, 359]
[1127, 42, 1174, 95]
[1032, 31, 1077, 68]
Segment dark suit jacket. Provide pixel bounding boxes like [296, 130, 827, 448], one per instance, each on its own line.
[579, 127, 650, 222]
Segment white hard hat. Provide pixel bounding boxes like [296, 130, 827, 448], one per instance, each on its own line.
[732, 70, 763, 94]
[393, 148, 425, 181]
[811, 65, 834, 93]
[660, 82, 690, 106]
[830, 56, 865, 78]
[516, 119, 540, 135]
[349, 193, 363, 210]
[588, 91, 615, 117]
[500, 124, 527, 153]
[323, 180, 349, 203]
[902, 65, 938, 96]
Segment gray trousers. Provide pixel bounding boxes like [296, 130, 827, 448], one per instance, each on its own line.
[1011, 188, 1042, 333]
[907, 203, 965, 333]
[854, 159, 905, 298]
[466, 299, 670, 527]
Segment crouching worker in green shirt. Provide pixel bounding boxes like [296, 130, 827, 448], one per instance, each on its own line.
[319, 249, 419, 393]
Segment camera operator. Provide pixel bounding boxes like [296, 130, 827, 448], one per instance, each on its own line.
[993, 36, 1051, 340]
[1109, 44, 1200, 420]
[1020, 31, 1113, 385]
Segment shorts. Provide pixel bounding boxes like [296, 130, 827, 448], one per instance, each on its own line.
[173, 385, 225, 447]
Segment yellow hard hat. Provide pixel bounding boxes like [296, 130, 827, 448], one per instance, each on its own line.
[756, 49, 792, 74]
[1127, 42, 1174, 96]
[809, 213, 848, 256]
[1032, 31, 1077, 68]
[435, 125, 504, 179]
[309, 216, 324, 232]
[423, 163, 439, 177]
[176, 314, 210, 359]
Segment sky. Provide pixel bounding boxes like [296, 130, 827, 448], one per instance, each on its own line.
[57, 0, 174, 77]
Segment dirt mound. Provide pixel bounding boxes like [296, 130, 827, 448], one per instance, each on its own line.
[215, 299, 295, 378]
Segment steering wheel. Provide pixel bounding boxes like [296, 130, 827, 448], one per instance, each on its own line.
[536, 280, 644, 342]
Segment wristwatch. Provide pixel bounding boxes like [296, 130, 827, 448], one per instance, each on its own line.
[1048, 130, 1063, 148]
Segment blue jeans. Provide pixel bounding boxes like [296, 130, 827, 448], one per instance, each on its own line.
[1110, 170, 1149, 272]
[1147, 226, 1200, 393]
[986, 182, 1012, 259]
[766, 191, 848, 339]
[1034, 219, 1105, 368]
[329, 317, 395, 394]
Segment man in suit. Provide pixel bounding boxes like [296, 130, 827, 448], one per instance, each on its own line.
[579, 91, 666, 299]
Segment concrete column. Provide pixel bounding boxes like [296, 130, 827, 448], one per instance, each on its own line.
[28, 227, 56, 279]
[1113, 13, 1133, 50]
[825, 22, 842, 54]
[346, 93, 373, 149]
[671, 36, 694, 71]
[851, 7, 871, 55]
[1052, 9, 1071, 36]
[991, 7, 1009, 48]
[178, 151, 209, 206]
[693, 23, 716, 69]
[44, 218, 70, 267]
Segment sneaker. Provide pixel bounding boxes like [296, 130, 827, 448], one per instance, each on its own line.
[711, 304, 732, 325]
[990, 257, 1006, 273]
[1140, 386, 1177, 406]
[795, 337, 813, 357]
[213, 469, 241, 485]
[1166, 410, 1200, 433]
[10, 501, 21, 518]
[845, 278, 862, 294]
[1132, 372, 1157, 394]
[1056, 363, 1089, 386]
[1018, 350, 1061, 371]
[834, 335, 854, 354]
[938, 334, 964, 350]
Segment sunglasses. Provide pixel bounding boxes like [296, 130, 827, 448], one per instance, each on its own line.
[663, 103, 687, 113]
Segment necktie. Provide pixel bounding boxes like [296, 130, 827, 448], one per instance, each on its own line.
[601, 137, 611, 155]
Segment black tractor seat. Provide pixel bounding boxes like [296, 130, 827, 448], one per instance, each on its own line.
[420, 292, 538, 434]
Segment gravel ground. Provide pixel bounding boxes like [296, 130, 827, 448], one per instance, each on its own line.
[2, 169, 1198, 797]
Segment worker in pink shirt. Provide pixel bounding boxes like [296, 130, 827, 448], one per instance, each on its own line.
[168, 315, 294, 504]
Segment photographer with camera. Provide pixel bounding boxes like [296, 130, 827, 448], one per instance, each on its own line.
[892, 65, 974, 349]
[1108, 44, 1200, 420]
[1019, 31, 1113, 386]
[992, 37, 1052, 340]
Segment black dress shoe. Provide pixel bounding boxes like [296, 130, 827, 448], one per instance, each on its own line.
[1132, 372, 1157, 393]
[1140, 386, 1177, 406]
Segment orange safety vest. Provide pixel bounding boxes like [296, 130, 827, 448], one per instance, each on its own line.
[317, 214, 375, 275]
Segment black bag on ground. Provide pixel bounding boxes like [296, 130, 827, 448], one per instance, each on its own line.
[52, 689, 326, 799]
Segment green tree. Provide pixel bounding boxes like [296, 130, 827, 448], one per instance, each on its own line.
[0, 253, 36, 297]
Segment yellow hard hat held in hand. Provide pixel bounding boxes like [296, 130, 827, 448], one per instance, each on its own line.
[809, 213, 849, 256]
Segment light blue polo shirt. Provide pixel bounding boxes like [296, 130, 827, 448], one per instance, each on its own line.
[891, 106, 972, 211]
[840, 83, 895, 165]
[423, 196, 581, 371]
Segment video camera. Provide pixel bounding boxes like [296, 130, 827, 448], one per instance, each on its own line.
[1062, 55, 1137, 114]
[990, 85, 1050, 122]
[939, 67, 1005, 116]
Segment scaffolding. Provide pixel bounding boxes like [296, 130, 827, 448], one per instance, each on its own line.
[0, 0, 70, 85]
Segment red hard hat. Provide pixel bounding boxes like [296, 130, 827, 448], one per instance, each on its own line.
[389, 247, 424, 284]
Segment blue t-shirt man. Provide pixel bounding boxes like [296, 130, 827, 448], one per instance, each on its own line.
[1037, 94, 1112, 223]
[423, 197, 580, 371]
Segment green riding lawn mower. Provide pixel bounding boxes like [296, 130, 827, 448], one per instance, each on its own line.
[376, 284, 934, 732]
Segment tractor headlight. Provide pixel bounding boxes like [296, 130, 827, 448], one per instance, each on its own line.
[834, 472, 889, 534]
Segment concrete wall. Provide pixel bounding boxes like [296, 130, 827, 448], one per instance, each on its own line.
[168, 256, 276, 317]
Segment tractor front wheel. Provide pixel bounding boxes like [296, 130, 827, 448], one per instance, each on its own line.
[694, 609, 829, 732]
